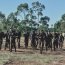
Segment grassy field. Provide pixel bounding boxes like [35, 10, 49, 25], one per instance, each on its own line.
[0, 38, 65, 65]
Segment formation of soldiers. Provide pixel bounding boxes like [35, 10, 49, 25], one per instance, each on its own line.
[0, 28, 21, 52]
[0, 28, 64, 53]
[24, 30, 64, 53]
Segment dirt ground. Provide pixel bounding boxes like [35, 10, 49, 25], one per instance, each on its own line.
[1, 37, 65, 65]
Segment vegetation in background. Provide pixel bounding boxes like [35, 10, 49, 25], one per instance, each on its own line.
[54, 14, 65, 32]
[0, 1, 50, 33]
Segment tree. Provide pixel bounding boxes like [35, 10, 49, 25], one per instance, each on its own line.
[62, 14, 65, 21]
[32, 1, 45, 23]
[39, 16, 50, 31]
[6, 12, 20, 31]
[54, 21, 61, 32]
[25, 8, 37, 30]
[16, 3, 30, 32]
[17, 3, 28, 20]
[54, 13, 65, 32]
[0, 12, 6, 31]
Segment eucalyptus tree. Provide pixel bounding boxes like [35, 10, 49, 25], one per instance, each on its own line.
[54, 14, 65, 32]
[26, 8, 37, 30]
[54, 21, 61, 32]
[16, 2, 49, 32]
[16, 3, 30, 31]
[62, 14, 65, 21]
[32, 1, 45, 23]
[0, 12, 5, 21]
[0, 12, 6, 30]
[17, 3, 28, 20]
[39, 16, 50, 31]
[7, 12, 20, 30]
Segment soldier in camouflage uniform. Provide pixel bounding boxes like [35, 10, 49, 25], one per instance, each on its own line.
[10, 29, 16, 52]
[5, 31, 10, 50]
[0, 31, 4, 50]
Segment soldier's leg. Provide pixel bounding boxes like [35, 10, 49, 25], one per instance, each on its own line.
[58, 40, 60, 49]
[5, 40, 9, 50]
[10, 41, 13, 52]
[32, 40, 34, 48]
[18, 38, 20, 48]
[33, 40, 36, 49]
[53, 42, 56, 51]
[56, 42, 58, 49]
[0, 40, 2, 50]
[40, 41, 43, 54]
[55, 39, 59, 50]
[40, 41, 44, 54]
[8, 41, 10, 51]
[5, 42, 7, 50]
[14, 42, 16, 52]
[42, 41, 44, 50]
[0, 41, 2, 50]
[39, 40, 41, 48]
[60, 42, 63, 49]
[46, 42, 48, 51]
[26, 39, 28, 48]
[40, 47, 43, 54]
[34, 41, 36, 49]
[35, 40, 37, 48]
[26, 42, 28, 48]
[61, 41, 63, 49]
[25, 39, 27, 48]
[25, 41, 27, 48]
[50, 41, 52, 51]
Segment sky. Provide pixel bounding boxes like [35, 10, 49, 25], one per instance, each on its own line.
[0, 0, 65, 27]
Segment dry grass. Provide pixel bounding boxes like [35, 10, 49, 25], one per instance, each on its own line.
[0, 37, 65, 65]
